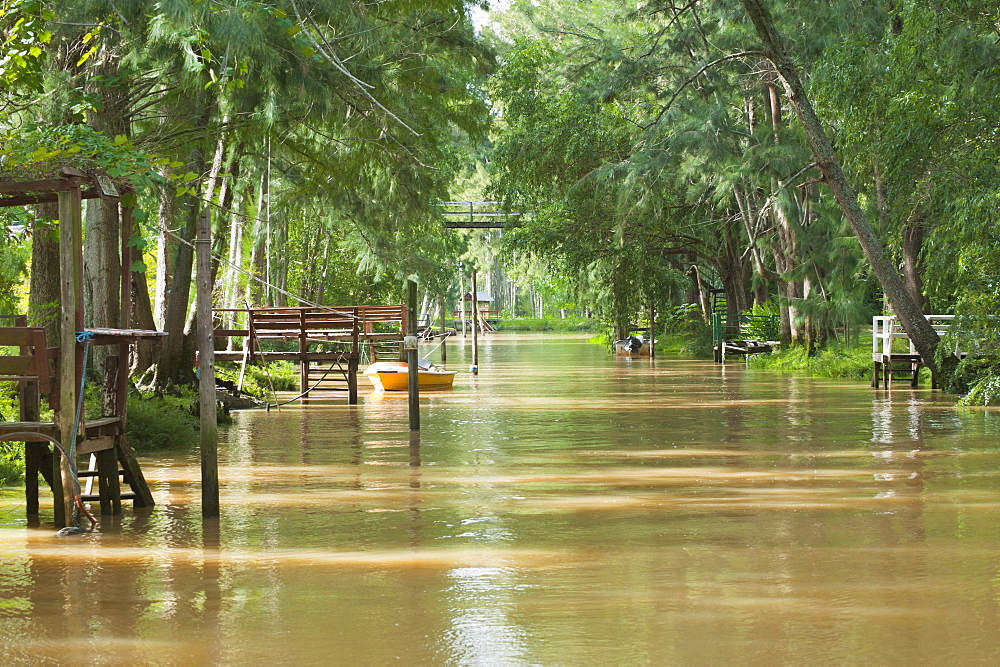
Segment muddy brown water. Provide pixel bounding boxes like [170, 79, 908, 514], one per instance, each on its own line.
[1, 333, 999, 664]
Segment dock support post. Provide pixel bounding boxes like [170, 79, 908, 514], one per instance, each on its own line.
[471, 270, 479, 374]
[649, 301, 656, 359]
[57, 186, 83, 527]
[299, 308, 309, 397]
[348, 356, 358, 405]
[460, 274, 467, 337]
[406, 337, 420, 431]
[196, 209, 219, 519]
[439, 294, 447, 364]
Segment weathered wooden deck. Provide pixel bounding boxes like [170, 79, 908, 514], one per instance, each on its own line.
[212, 305, 410, 401]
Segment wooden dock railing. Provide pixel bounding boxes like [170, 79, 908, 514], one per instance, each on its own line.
[871, 314, 955, 389]
[212, 305, 410, 401]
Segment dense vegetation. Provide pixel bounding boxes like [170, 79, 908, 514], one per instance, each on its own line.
[0, 0, 999, 432]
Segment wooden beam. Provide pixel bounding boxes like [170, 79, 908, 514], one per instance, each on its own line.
[56, 186, 83, 528]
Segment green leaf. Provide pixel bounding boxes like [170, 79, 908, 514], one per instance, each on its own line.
[126, 233, 147, 250]
[130, 260, 148, 273]
[113, 134, 128, 146]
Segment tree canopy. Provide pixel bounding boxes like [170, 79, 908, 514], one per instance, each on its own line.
[2, 0, 1000, 392]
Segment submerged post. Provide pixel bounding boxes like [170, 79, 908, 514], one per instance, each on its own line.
[405, 335, 420, 431]
[471, 270, 479, 374]
[196, 209, 219, 518]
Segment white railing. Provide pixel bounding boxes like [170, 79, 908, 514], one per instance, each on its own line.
[872, 315, 955, 358]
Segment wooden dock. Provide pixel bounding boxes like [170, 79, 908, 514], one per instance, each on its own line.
[871, 315, 954, 389]
[712, 312, 779, 363]
[0, 169, 159, 528]
[213, 305, 410, 401]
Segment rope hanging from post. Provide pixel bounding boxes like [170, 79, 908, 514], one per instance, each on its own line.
[66, 330, 97, 530]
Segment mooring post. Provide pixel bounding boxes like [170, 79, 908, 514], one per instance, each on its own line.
[405, 335, 420, 431]
[460, 273, 467, 337]
[196, 209, 220, 518]
[471, 270, 479, 374]
[649, 301, 656, 359]
[439, 294, 447, 363]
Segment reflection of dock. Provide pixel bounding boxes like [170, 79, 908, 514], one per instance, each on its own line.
[872, 315, 954, 389]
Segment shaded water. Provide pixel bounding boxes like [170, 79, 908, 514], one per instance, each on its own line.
[2, 333, 1000, 664]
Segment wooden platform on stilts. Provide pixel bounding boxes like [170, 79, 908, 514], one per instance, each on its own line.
[0, 169, 159, 528]
[213, 305, 411, 401]
[871, 315, 955, 390]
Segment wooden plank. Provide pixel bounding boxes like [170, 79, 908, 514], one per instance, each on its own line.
[116, 433, 154, 508]
[77, 436, 115, 455]
[0, 327, 40, 346]
[0, 178, 69, 194]
[0, 357, 39, 375]
[214, 329, 250, 337]
[97, 447, 122, 515]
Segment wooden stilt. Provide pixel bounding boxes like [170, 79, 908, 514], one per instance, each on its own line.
[471, 271, 479, 374]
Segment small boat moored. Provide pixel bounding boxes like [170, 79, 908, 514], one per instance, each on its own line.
[364, 358, 457, 391]
[613, 335, 656, 356]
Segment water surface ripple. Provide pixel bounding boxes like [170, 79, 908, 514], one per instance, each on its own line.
[2, 333, 999, 664]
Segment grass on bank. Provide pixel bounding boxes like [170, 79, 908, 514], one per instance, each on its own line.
[495, 316, 602, 332]
[747, 340, 874, 380]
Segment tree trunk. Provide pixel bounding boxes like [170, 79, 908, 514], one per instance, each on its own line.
[156, 123, 210, 388]
[154, 164, 175, 329]
[740, 0, 939, 370]
[902, 218, 929, 313]
[130, 264, 158, 375]
[30, 204, 62, 346]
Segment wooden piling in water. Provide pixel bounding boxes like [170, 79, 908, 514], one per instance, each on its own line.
[439, 294, 447, 363]
[197, 209, 219, 519]
[471, 271, 479, 374]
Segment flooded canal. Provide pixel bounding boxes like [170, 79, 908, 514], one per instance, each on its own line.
[2, 333, 1000, 664]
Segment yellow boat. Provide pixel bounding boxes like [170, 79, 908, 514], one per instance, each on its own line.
[364, 359, 457, 392]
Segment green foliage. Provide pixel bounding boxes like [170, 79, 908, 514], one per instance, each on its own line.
[0, 442, 22, 486]
[749, 341, 872, 380]
[0, 0, 52, 112]
[658, 304, 700, 333]
[216, 361, 297, 398]
[124, 391, 199, 452]
[654, 319, 713, 359]
[959, 373, 1000, 407]
[495, 317, 601, 332]
[740, 301, 781, 341]
[0, 225, 29, 316]
[0, 123, 162, 186]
